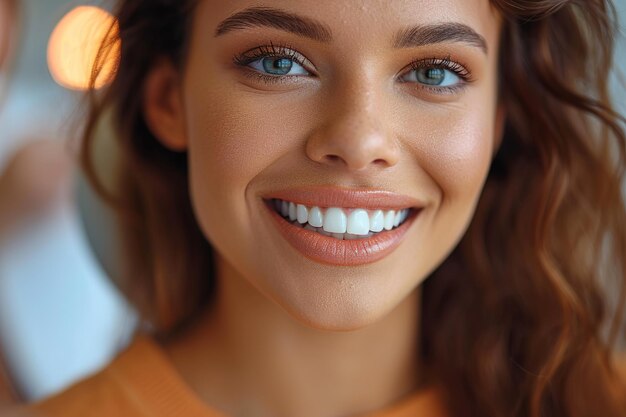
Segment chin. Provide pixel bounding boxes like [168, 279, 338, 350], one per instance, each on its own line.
[274, 289, 401, 333]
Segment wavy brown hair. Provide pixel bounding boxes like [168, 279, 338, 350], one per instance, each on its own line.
[82, 0, 626, 416]
[0, 0, 16, 68]
[0, 0, 18, 101]
[0, 0, 21, 405]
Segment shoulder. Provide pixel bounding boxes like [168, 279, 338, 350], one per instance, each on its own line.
[20, 369, 127, 417]
[17, 334, 216, 417]
[20, 336, 159, 417]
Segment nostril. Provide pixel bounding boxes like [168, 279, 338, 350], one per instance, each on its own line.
[320, 155, 389, 169]
[325, 155, 343, 164]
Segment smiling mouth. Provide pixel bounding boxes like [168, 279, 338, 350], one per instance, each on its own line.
[267, 198, 414, 240]
[261, 186, 423, 266]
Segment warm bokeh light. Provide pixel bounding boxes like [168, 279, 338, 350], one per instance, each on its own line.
[47, 6, 119, 91]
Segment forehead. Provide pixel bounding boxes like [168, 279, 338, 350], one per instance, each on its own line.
[197, 0, 500, 51]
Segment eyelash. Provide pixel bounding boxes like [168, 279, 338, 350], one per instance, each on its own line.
[405, 56, 473, 94]
[233, 42, 311, 85]
[232, 43, 474, 92]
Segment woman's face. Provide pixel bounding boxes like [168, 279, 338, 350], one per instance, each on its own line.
[154, 0, 503, 330]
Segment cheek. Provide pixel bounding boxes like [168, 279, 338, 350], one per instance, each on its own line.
[185, 86, 312, 188]
[398, 104, 496, 259]
[432, 117, 494, 202]
[378, 109, 496, 304]
[405, 107, 495, 205]
[183, 77, 316, 251]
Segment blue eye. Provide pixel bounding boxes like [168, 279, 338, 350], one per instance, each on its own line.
[248, 57, 310, 76]
[401, 67, 461, 87]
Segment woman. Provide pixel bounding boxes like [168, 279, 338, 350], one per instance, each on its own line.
[22, 0, 626, 416]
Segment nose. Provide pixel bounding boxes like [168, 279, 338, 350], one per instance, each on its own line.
[305, 87, 400, 172]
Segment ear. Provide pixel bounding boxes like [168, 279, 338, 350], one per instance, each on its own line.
[143, 58, 187, 151]
[492, 104, 506, 157]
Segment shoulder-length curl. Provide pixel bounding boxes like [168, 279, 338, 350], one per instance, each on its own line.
[82, 1, 626, 416]
[0, 0, 17, 68]
[0, 0, 18, 101]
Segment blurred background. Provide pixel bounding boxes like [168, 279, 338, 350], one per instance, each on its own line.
[0, 0, 135, 406]
[617, 1, 626, 117]
[0, 0, 625, 409]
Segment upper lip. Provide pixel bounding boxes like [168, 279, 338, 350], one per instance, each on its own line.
[262, 186, 425, 210]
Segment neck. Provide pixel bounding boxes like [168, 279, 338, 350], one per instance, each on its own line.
[164, 255, 426, 417]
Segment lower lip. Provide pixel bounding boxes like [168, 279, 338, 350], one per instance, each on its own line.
[264, 201, 418, 266]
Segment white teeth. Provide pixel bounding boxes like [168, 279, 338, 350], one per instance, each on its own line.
[273, 200, 412, 239]
[289, 202, 297, 221]
[384, 211, 395, 231]
[308, 207, 324, 228]
[296, 204, 308, 224]
[393, 211, 402, 227]
[347, 209, 370, 236]
[323, 208, 347, 234]
[369, 210, 384, 233]
[400, 209, 409, 223]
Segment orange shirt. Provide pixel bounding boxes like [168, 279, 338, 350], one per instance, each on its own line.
[15, 335, 449, 417]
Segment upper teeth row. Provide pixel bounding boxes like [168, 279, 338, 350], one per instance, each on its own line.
[272, 199, 410, 235]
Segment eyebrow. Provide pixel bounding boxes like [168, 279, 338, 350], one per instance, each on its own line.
[215, 7, 332, 43]
[394, 23, 488, 54]
[215, 7, 488, 54]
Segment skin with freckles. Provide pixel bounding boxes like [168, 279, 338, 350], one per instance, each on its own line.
[143, 0, 503, 416]
[150, 0, 502, 329]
